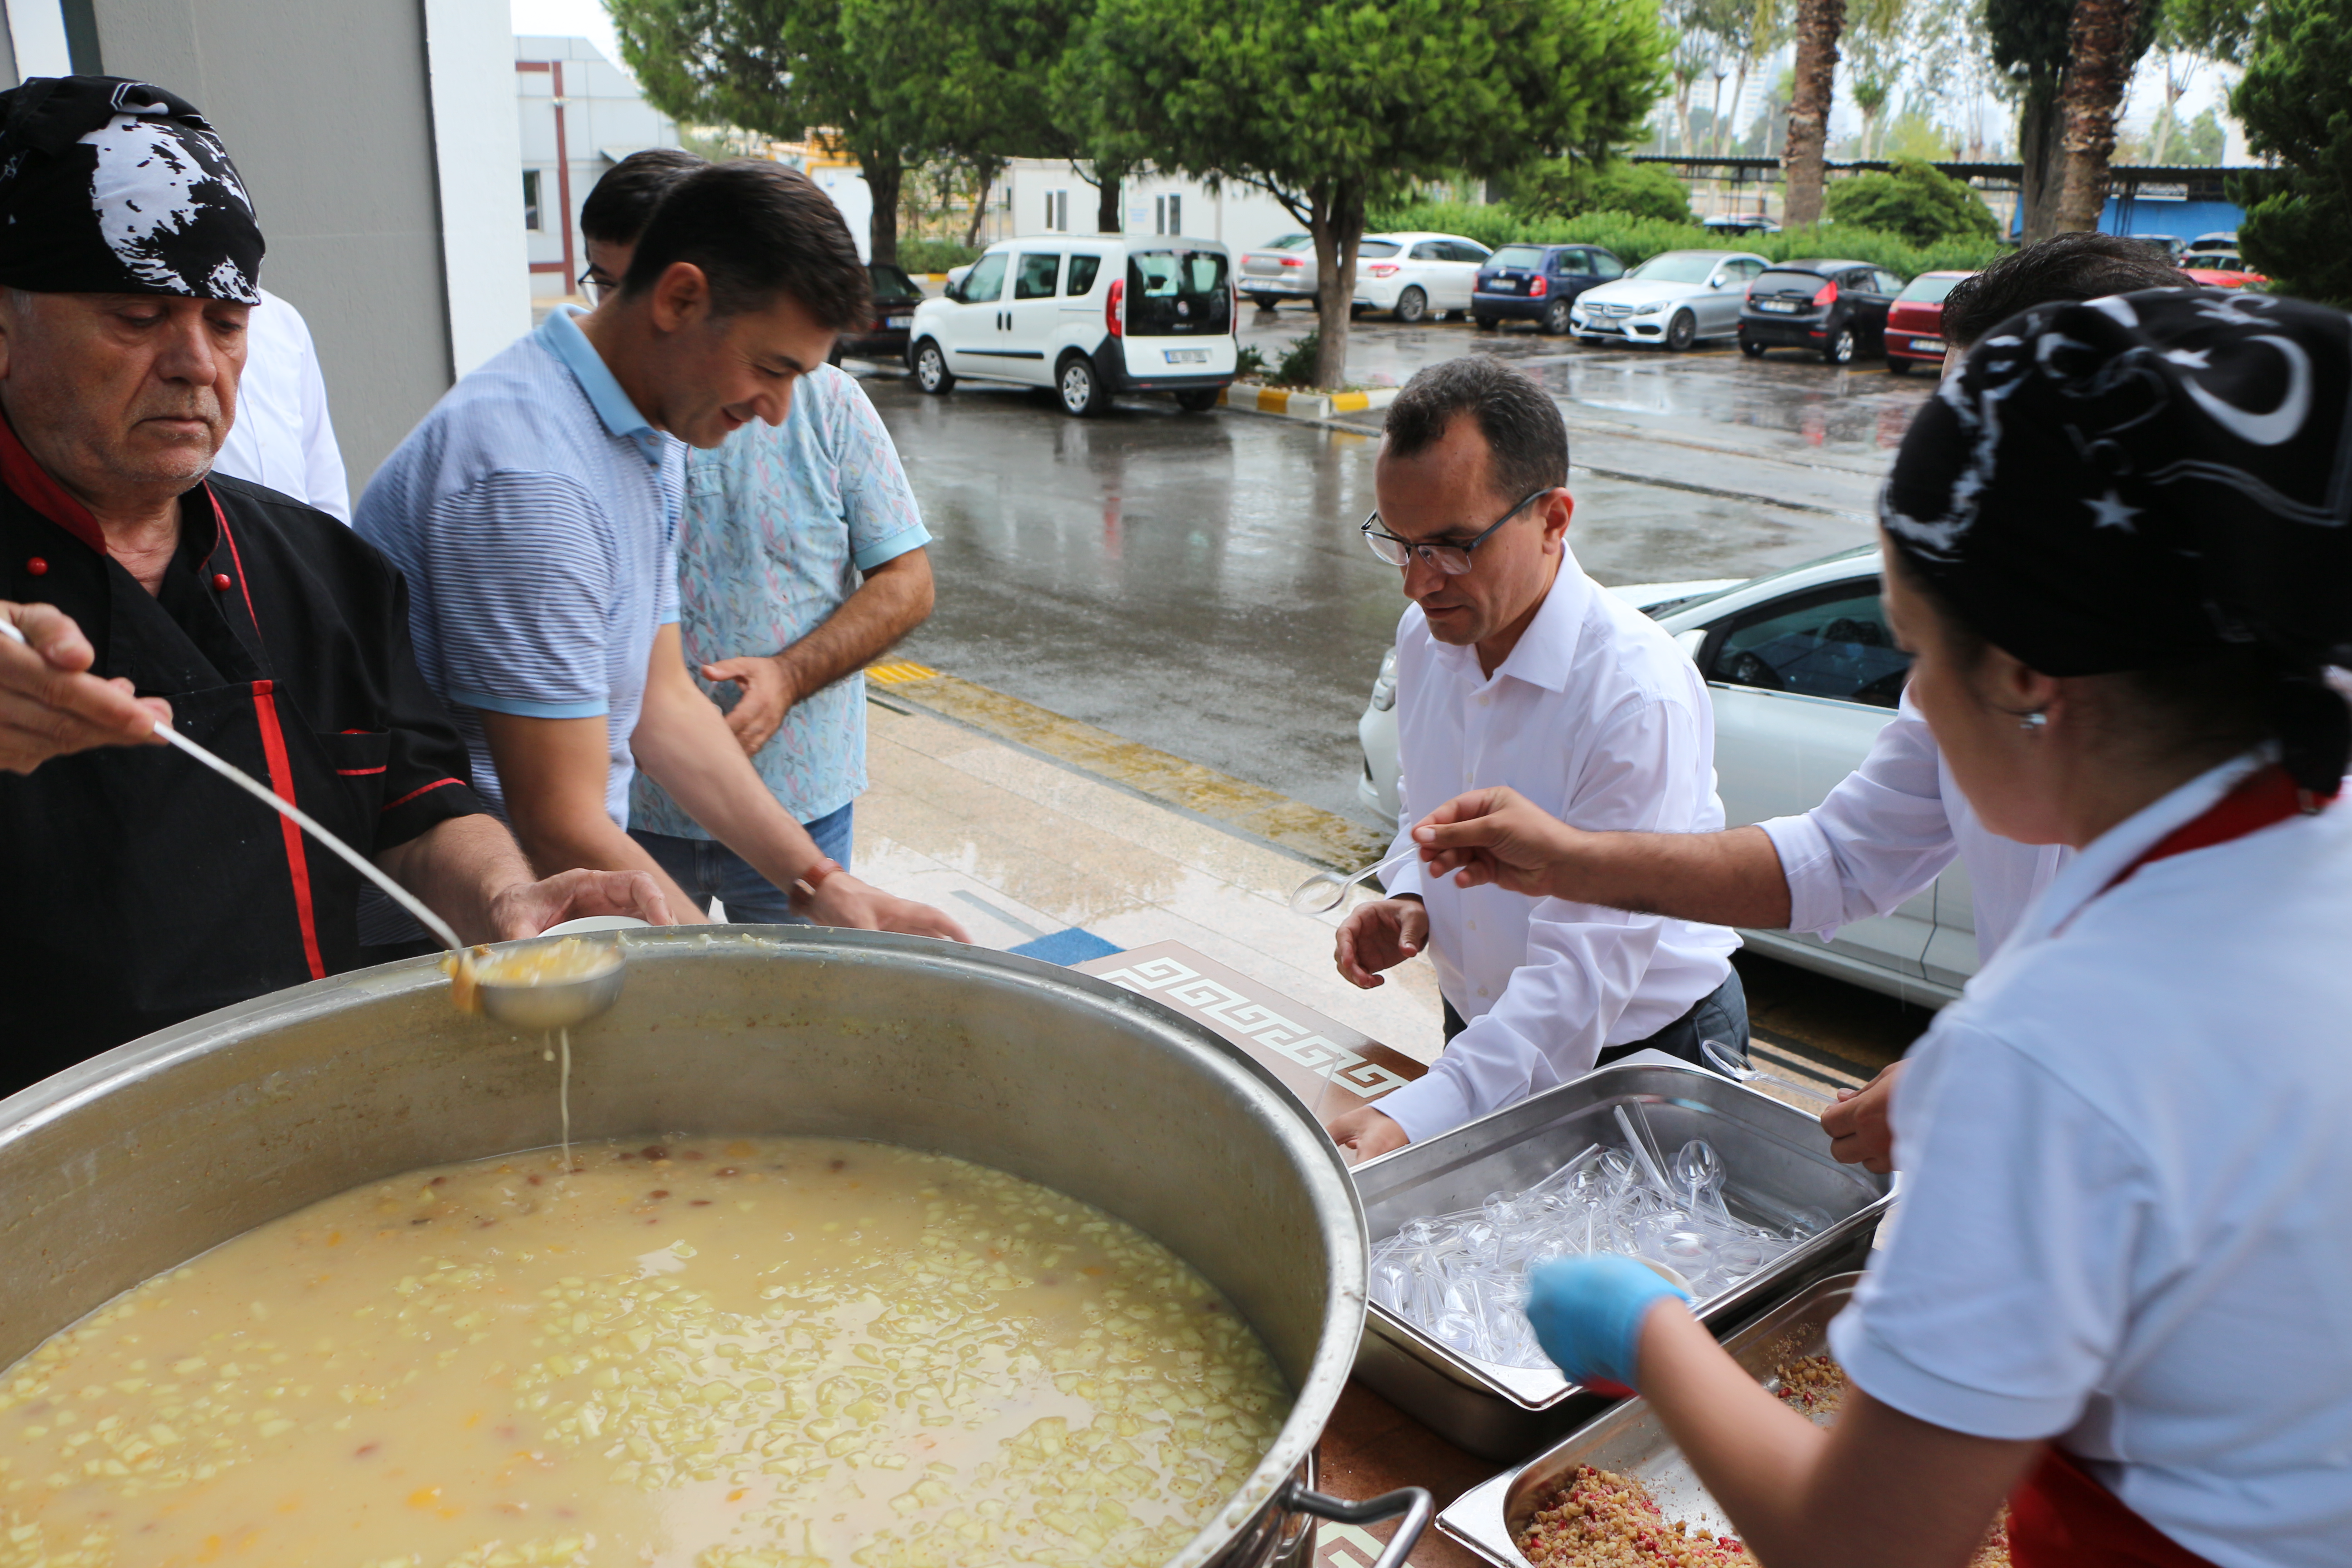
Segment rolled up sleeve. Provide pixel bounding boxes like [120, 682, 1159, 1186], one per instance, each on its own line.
[1757, 696, 1960, 940]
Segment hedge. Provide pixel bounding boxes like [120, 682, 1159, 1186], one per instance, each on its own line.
[1364, 200, 2005, 279]
[895, 238, 985, 274]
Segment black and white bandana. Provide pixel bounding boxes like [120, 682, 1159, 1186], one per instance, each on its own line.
[0, 76, 262, 303]
[1882, 288, 2352, 678]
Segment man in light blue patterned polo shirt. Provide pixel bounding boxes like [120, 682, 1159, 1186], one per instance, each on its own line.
[576, 152, 935, 923]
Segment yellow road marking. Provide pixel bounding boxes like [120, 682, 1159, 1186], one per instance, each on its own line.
[864, 660, 939, 685]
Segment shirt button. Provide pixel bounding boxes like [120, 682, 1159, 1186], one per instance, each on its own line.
[212, 573, 233, 592]
[1477, 985, 1490, 997]
[24, 557, 45, 576]
[1478, 694, 1491, 707]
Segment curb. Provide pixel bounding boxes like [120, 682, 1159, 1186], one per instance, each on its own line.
[1219, 383, 1400, 421]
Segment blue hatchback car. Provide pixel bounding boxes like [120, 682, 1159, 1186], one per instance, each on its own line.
[1472, 243, 1628, 334]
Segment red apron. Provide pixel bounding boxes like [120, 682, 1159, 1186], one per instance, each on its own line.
[2008, 761, 2335, 1568]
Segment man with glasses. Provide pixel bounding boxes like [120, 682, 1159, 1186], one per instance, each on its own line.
[1324, 357, 1744, 1161]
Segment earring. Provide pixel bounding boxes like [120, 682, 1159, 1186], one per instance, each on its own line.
[2019, 710, 2048, 734]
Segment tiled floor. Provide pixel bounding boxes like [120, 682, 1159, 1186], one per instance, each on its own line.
[853, 700, 1449, 1062]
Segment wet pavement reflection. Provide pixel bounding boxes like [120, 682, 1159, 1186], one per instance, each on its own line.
[862, 317, 1933, 829]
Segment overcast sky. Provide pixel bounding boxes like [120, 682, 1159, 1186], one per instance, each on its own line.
[510, 0, 626, 68]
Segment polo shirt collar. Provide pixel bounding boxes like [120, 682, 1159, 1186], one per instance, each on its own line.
[537, 305, 664, 466]
[1432, 545, 1591, 693]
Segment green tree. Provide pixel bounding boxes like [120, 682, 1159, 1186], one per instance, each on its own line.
[1074, 0, 1668, 388]
[2176, 104, 2225, 162]
[2232, 0, 2352, 304]
[1511, 158, 1695, 221]
[1825, 156, 1999, 240]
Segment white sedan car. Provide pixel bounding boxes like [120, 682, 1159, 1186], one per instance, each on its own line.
[1352, 232, 1494, 323]
[1357, 547, 1976, 1006]
[1568, 249, 1769, 351]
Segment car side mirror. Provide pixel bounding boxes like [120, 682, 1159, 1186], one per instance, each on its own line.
[1710, 276, 1726, 289]
[943, 281, 963, 304]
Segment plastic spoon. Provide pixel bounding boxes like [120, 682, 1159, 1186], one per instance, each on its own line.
[2, 618, 622, 1028]
[1699, 1036, 1837, 1112]
[1290, 843, 1424, 914]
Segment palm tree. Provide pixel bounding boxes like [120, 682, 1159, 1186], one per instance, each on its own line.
[2053, 0, 2147, 231]
[1782, 0, 1846, 223]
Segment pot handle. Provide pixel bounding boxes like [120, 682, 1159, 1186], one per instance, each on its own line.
[1275, 1481, 1434, 1568]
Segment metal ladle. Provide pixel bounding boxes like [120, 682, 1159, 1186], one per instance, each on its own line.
[1289, 843, 1424, 914]
[3, 618, 623, 1029]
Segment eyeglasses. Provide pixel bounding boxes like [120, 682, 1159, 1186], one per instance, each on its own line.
[1362, 487, 1554, 575]
[578, 266, 617, 305]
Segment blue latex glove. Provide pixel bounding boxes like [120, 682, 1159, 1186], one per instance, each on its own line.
[1524, 1254, 1691, 1391]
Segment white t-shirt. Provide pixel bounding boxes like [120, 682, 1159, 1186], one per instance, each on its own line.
[1759, 693, 2065, 963]
[1829, 754, 2352, 1568]
[212, 288, 352, 521]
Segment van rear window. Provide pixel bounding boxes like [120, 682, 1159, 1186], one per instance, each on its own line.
[1125, 250, 1231, 337]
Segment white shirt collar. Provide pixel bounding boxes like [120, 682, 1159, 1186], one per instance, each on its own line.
[2015, 748, 2274, 946]
[1427, 545, 1592, 693]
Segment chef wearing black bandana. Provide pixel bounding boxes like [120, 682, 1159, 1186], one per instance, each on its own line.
[0, 76, 668, 1089]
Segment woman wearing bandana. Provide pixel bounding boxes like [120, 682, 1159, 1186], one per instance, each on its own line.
[0, 78, 667, 1085]
[1504, 289, 2352, 1567]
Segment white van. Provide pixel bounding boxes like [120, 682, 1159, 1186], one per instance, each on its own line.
[906, 235, 1239, 416]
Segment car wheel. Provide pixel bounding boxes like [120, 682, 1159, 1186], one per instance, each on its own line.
[1740, 335, 1766, 358]
[1541, 299, 1573, 336]
[1174, 387, 1220, 412]
[913, 340, 953, 394]
[1474, 314, 1499, 331]
[1394, 286, 1429, 324]
[1824, 324, 1858, 365]
[1249, 294, 1279, 311]
[1057, 353, 1103, 417]
[1665, 311, 1697, 351]
[1887, 357, 1913, 376]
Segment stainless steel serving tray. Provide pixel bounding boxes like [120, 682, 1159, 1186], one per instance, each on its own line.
[1436, 1272, 1863, 1565]
[1349, 1057, 1888, 1458]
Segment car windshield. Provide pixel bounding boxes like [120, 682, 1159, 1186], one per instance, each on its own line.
[1125, 249, 1231, 337]
[867, 262, 920, 298]
[1356, 240, 1401, 259]
[1264, 234, 1312, 252]
[1896, 273, 1966, 304]
[1490, 245, 1547, 269]
[1628, 253, 1721, 284]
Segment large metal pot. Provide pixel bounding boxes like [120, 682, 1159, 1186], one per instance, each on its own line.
[0, 928, 1429, 1567]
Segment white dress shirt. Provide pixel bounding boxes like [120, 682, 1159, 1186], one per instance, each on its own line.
[213, 288, 353, 522]
[1372, 551, 1740, 1143]
[1757, 692, 2066, 962]
[1830, 754, 2352, 1568]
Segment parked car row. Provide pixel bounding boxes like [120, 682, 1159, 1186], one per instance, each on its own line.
[1239, 230, 1499, 323]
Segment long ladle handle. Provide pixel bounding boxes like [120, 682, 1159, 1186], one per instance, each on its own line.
[4, 612, 464, 952]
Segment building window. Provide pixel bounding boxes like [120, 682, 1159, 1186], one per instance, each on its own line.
[1155, 194, 1182, 235]
[523, 169, 543, 232]
[1045, 190, 1068, 232]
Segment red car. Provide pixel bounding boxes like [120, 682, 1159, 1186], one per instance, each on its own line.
[2180, 250, 2268, 290]
[1884, 270, 1975, 375]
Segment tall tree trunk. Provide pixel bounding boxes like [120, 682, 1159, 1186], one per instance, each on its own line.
[2054, 0, 2144, 233]
[1783, 0, 1846, 225]
[963, 158, 1000, 248]
[1097, 166, 1123, 233]
[1309, 178, 1365, 391]
[1674, 79, 1696, 154]
[1718, 59, 1753, 155]
[2016, 66, 2063, 243]
[864, 156, 902, 265]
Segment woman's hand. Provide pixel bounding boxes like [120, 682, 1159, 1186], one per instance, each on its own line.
[1523, 1254, 1692, 1392]
[1822, 1061, 1903, 1173]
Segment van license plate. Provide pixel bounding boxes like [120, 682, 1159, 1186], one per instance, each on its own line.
[1164, 349, 1210, 364]
[886, 314, 913, 328]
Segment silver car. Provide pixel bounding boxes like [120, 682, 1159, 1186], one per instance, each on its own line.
[1238, 232, 1318, 308]
[1568, 249, 1769, 351]
[1357, 547, 1974, 1007]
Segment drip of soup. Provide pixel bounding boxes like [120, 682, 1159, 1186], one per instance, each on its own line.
[0, 1138, 1289, 1567]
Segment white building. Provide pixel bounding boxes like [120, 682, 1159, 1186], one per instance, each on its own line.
[1000, 160, 1301, 253]
[516, 35, 683, 301]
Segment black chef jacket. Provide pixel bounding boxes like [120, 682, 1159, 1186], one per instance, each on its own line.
[0, 431, 488, 1090]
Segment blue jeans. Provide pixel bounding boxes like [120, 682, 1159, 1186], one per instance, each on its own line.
[630, 803, 853, 926]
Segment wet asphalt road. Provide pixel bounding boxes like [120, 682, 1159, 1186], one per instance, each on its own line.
[860, 307, 1936, 829]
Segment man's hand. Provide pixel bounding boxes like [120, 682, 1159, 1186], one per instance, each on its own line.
[1334, 895, 1429, 989]
[486, 867, 679, 941]
[1325, 1105, 1410, 1162]
[796, 871, 971, 943]
[703, 655, 798, 756]
[1411, 786, 1583, 897]
[1821, 1061, 1901, 1173]
[1, 602, 172, 774]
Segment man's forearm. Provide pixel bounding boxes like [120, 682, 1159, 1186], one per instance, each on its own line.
[385, 811, 706, 934]
[1553, 824, 1794, 928]
[634, 676, 827, 889]
[771, 552, 932, 699]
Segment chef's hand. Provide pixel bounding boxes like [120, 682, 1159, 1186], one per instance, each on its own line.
[1324, 1105, 1410, 1161]
[488, 867, 678, 940]
[703, 654, 797, 756]
[1524, 1254, 1692, 1393]
[797, 872, 972, 943]
[1821, 1061, 1901, 1174]
[1410, 786, 1583, 897]
[1335, 895, 1428, 989]
[0, 601, 172, 774]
